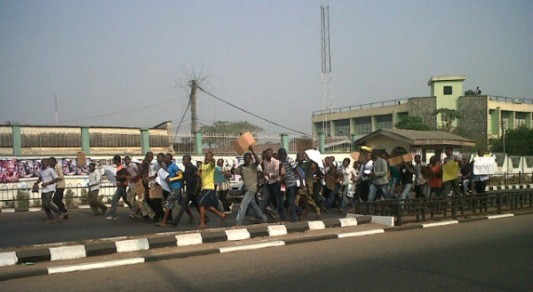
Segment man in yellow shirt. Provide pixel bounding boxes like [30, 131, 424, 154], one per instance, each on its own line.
[197, 152, 225, 228]
[442, 147, 462, 196]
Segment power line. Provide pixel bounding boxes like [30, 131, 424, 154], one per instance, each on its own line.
[197, 86, 310, 136]
[63, 98, 176, 123]
[174, 98, 191, 136]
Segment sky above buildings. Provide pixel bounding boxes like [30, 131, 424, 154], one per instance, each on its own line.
[0, 0, 531, 135]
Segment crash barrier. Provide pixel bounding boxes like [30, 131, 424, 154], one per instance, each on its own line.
[354, 190, 533, 226]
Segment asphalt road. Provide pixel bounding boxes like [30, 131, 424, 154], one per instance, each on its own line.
[3, 214, 532, 291]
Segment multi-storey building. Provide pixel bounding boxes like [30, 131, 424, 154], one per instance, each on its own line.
[312, 75, 533, 149]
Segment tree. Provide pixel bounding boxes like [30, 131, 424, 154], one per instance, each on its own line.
[465, 89, 476, 95]
[395, 116, 430, 131]
[433, 108, 461, 132]
[491, 126, 533, 155]
[200, 121, 263, 148]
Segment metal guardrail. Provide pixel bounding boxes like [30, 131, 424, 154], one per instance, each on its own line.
[0, 184, 118, 209]
[355, 190, 533, 226]
[312, 98, 409, 116]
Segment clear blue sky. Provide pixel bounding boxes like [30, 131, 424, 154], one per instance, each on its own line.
[1, 0, 531, 135]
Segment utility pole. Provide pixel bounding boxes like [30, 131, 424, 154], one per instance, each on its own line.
[190, 80, 198, 133]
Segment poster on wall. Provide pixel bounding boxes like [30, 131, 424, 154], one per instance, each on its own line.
[0, 158, 92, 183]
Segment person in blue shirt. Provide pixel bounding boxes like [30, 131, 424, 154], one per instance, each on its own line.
[156, 153, 183, 226]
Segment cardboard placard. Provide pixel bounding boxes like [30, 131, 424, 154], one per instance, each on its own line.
[234, 132, 256, 155]
[402, 153, 413, 163]
[350, 151, 360, 161]
[295, 138, 313, 153]
[77, 151, 86, 167]
[135, 181, 145, 199]
[149, 184, 163, 199]
[388, 156, 403, 166]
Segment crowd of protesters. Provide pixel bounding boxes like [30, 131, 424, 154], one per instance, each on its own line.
[31, 145, 491, 226]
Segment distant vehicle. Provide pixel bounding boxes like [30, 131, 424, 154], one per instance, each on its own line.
[227, 178, 244, 201]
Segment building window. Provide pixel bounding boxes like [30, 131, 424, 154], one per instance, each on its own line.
[375, 114, 393, 129]
[355, 117, 372, 135]
[443, 86, 452, 95]
[334, 119, 350, 137]
[516, 112, 527, 128]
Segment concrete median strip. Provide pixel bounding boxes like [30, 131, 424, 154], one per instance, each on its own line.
[49, 245, 86, 261]
[47, 257, 145, 275]
[422, 221, 459, 228]
[0, 252, 17, 267]
[487, 214, 514, 220]
[337, 229, 385, 238]
[219, 241, 286, 253]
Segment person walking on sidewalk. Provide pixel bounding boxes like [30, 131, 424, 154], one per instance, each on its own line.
[234, 146, 268, 226]
[87, 162, 107, 215]
[215, 158, 232, 214]
[106, 155, 133, 220]
[156, 153, 184, 226]
[172, 154, 198, 226]
[278, 148, 305, 222]
[33, 158, 64, 223]
[197, 152, 226, 229]
[50, 157, 69, 218]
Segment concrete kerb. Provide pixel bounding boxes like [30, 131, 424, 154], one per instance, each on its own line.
[0, 216, 373, 269]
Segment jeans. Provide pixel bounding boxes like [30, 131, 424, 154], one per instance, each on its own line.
[285, 185, 299, 222]
[442, 179, 461, 197]
[368, 183, 390, 202]
[236, 189, 266, 225]
[261, 182, 284, 219]
[42, 191, 62, 220]
[399, 183, 412, 206]
[325, 183, 342, 209]
[53, 188, 68, 213]
[108, 186, 132, 217]
[88, 189, 107, 214]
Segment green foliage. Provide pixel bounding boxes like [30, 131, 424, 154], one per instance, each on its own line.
[433, 108, 461, 132]
[464, 89, 476, 95]
[395, 116, 430, 130]
[200, 120, 263, 148]
[65, 188, 77, 208]
[80, 189, 88, 205]
[200, 120, 263, 135]
[491, 126, 533, 155]
[16, 190, 30, 209]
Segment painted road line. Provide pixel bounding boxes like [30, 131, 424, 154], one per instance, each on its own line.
[267, 225, 288, 237]
[219, 241, 286, 253]
[339, 217, 358, 227]
[176, 233, 203, 247]
[49, 245, 86, 261]
[0, 252, 18, 267]
[337, 229, 385, 239]
[487, 214, 514, 220]
[115, 238, 149, 253]
[308, 220, 326, 230]
[422, 221, 459, 228]
[48, 257, 145, 274]
[225, 229, 251, 241]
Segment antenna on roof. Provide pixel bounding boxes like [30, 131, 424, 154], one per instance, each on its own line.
[321, 0, 332, 138]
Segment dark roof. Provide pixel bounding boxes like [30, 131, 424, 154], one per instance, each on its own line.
[355, 128, 476, 148]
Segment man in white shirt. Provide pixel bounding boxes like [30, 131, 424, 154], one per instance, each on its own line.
[33, 158, 64, 222]
[340, 158, 357, 209]
[88, 162, 107, 215]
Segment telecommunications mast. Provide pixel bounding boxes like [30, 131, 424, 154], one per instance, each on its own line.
[321, 0, 332, 138]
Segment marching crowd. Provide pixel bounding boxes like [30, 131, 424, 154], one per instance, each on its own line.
[33, 145, 490, 227]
